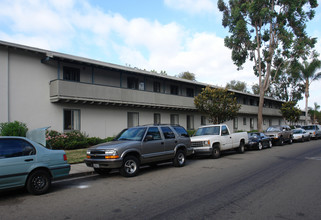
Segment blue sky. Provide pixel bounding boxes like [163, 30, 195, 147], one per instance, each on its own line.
[0, 0, 320, 109]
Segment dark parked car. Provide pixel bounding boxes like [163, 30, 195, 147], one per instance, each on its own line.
[246, 132, 272, 150]
[264, 125, 293, 146]
[85, 124, 192, 177]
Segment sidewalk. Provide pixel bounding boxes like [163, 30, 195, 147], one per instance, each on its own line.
[68, 163, 95, 178]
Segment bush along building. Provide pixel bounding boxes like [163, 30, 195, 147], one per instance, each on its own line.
[0, 40, 308, 138]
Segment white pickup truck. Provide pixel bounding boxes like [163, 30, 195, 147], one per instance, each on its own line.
[190, 124, 248, 158]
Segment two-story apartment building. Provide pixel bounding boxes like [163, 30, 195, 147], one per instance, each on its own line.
[0, 40, 304, 138]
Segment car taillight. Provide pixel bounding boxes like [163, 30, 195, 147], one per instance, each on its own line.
[63, 154, 68, 161]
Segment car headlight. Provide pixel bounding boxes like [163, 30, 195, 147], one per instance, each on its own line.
[202, 140, 210, 146]
[104, 150, 119, 159]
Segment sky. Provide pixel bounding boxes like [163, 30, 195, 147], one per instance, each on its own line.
[0, 0, 320, 110]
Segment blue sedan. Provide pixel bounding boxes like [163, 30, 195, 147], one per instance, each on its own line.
[0, 132, 70, 195]
[246, 132, 272, 150]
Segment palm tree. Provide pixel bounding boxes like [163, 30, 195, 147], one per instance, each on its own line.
[298, 59, 321, 125]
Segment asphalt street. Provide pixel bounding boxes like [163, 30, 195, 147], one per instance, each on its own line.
[1, 139, 321, 220]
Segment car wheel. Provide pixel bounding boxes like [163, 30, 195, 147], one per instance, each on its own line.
[268, 140, 273, 148]
[278, 137, 284, 146]
[301, 136, 305, 142]
[120, 156, 140, 177]
[289, 137, 293, 144]
[26, 170, 51, 195]
[94, 168, 111, 175]
[257, 142, 263, 150]
[173, 150, 186, 167]
[211, 145, 221, 159]
[237, 141, 245, 154]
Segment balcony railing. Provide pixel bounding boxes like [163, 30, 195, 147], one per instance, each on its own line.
[50, 80, 196, 110]
[50, 80, 282, 116]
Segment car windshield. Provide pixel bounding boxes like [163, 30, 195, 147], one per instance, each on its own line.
[249, 133, 259, 138]
[116, 127, 147, 141]
[266, 127, 281, 132]
[302, 126, 315, 130]
[293, 129, 302, 134]
[194, 126, 220, 136]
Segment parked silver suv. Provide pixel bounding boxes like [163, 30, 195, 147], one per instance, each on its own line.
[85, 125, 192, 177]
[264, 125, 293, 145]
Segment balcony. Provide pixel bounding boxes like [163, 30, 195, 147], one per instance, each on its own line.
[240, 104, 282, 116]
[50, 80, 282, 116]
[50, 80, 196, 110]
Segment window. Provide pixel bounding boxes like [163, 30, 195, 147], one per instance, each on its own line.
[64, 109, 80, 131]
[170, 114, 179, 125]
[153, 81, 161, 92]
[243, 98, 247, 105]
[128, 112, 139, 127]
[63, 67, 80, 82]
[233, 117, 238, 130]
[146, 127, 162, 140]
[172, 126, 189, 137]
[127, 77, 138, 89]
[161, 127, 175, 139]
[154, 113, 161, 125]
[250, 118, 254, 129]
[170, 85, 179, 95]
[221, 125, 229, 136]
[186, 88, 194, 97]
[243, 117, 247, 125]
[186, 115, 194, 130]
[0, 139, 36, 158]
[201, 116, 207, 125]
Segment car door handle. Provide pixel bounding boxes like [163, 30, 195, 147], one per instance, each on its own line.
[25, 159, 33, 162]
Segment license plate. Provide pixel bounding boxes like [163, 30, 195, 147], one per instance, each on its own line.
[93, 164, 99, 168]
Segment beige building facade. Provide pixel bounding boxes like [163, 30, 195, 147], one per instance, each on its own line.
[0, 41, 307, 138]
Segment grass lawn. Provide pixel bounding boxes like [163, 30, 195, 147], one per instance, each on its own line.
[65, 148, 88, 164]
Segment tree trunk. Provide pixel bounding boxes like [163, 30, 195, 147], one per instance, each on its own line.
[257, 89, 264, 132]
[305, 80, 309, 125]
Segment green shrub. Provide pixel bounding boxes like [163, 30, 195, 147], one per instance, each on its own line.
[46, 130, 115, 150]
[87, 137, 106, 146]
[187, 130, 195, 137]
[0, 121, 28, 137]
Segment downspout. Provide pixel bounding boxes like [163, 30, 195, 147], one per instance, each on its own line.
[7, 48, 10, 122]
[57, 61, 60, 79]
[91, 66, 94, 84]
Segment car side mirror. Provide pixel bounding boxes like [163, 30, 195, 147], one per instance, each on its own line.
[145, 135, 153, 141]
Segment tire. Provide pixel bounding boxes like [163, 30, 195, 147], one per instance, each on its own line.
[211, 145, 221, 159]
[237, 141, 245, 154]
[26, 170, 51, 195]
[257, 142, 263, 150]
[278, 137, 284, 146]
[301, 136, 304, 142]
[268, 140, 273, 148]
[289, 136, 293, 144]
[120, 156, 140, 177]
[173, 149, 186, 167]
[94, 168, 111, 175]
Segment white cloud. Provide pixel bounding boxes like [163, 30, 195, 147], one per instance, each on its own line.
[164, 0, 216, 14]
[0, 0, 320, 109]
